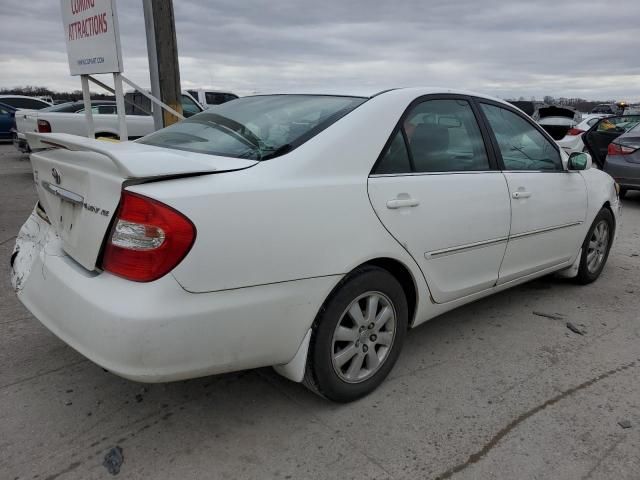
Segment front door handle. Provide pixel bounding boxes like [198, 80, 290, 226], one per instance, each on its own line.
[387, 196, 420, 209]
[512, 191, 532, 199]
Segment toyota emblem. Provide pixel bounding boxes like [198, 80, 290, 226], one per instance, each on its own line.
[51, 168, 61, 185]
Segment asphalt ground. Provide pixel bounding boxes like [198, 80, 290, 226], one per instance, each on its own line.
[1, 142, 639, 479]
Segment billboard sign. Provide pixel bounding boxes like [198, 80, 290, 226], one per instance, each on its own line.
[61, 0, 123, 75]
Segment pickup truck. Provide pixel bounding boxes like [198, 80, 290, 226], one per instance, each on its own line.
[15, 91, 202, 152]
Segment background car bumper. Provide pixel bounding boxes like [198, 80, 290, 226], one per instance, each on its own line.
[557, 135, 583, 154]
[12, 131, 29, 152]
[605, 156, 640, 189]
[11, 212, 339, 383]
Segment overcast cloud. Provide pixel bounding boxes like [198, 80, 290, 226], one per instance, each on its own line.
[1, 0, 638, 100]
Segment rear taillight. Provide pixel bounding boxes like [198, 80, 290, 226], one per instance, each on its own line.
[566, 128, 584, 136]
[102, 191, 196, 282]
[608, 143, 638, 156]
[37, 119, 51, 133]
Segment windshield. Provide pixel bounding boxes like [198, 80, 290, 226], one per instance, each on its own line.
[138, 94, 366, 160]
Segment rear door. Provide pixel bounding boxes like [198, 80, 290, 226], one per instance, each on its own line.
[477, 101, 587, 284]
[368, 95, 510, 303]
[583, 115, 640, 168]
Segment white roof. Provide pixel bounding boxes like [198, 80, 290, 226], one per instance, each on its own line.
[244, 86, 511, 104]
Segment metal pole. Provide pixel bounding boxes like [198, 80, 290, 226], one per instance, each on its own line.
[142, 0, 163, 131]
[150, 0, 182, 127]
[113, 72, 128, 141]
[80, 75, 94, 139]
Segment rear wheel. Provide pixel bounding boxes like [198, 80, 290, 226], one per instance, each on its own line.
[576, 208, 614, 284]
[304, 266, 408, 402]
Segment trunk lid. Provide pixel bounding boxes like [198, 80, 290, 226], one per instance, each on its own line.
[26, 132, 257, 271]
[536, 105, 578, 120]
[535, 106, 580, 140]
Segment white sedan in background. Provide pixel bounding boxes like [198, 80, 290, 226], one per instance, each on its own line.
[11, 88, 620, 402]
[557, 113, 609, 154]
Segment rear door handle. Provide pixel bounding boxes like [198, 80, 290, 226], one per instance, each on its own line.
[386, 197, 420, 209]
[512, 191, 532, 199]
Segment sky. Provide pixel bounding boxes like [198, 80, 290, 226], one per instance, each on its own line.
[0, 0, 638, 101]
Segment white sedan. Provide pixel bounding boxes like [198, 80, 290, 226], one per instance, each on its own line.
[11, 88, 620, 402]
[556, 113, 609, 154]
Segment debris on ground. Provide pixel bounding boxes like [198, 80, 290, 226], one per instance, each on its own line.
[533, 311, 565, 321]
[618, 420, 632, 429]
[103, 446, 124, 475]
[566, 322, 586, 335]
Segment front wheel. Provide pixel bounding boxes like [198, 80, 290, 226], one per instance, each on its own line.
[575, 208, 614, 284]
[304, 266, 408, 402]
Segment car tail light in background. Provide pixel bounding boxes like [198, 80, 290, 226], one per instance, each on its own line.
[102, 191, 196, 282]
[608, 143, 638, 156]
[566, 128, 584, 136]
[37, 120, 51, 133]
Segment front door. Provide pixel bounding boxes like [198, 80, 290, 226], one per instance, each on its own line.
[478, 102, 588, 284]
[583, 115, 640, 168]
[368, 96, 510, 303]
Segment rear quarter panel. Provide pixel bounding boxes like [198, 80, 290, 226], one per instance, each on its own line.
[127, 91, 431, 303]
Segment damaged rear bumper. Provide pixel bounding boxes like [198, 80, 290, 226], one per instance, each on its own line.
[10, 210, 336, 383]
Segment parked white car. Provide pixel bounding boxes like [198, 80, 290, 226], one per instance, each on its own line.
[556, 113, 609, 154]
[11, 88, 620, 402]
[13, 100, 118, 152]
[16, 92, 203, 151]
[0, 95, 52, 110]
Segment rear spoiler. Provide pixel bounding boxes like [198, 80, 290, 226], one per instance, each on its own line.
[26, 132, 139, 177]
[25, 132, 258, 180]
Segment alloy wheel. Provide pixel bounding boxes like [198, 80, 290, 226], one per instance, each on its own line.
[586, 220, 610, 273]
[331, 292, 397, 383]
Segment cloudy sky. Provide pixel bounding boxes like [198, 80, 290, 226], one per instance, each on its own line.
[1, 0, 638, 101]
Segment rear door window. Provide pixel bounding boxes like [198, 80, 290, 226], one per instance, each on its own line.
[481, 103, 562, 171]
[595, 115, 640, 133]
[205, 92, 226, 105]
[406, 99, 490, 172]
[376, 131, 411, 174]
[97, 105, 117, 114]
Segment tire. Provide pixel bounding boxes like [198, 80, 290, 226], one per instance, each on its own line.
[619, 188, 628, 200]
[575, 208, 614, 284]
[303, 266, 408, 402]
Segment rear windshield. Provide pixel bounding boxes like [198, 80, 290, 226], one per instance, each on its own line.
[138, 94, 366, 160]
[40, 102, 82, 113]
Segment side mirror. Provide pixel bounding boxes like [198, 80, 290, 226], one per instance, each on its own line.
[568, 151, 592, 171]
